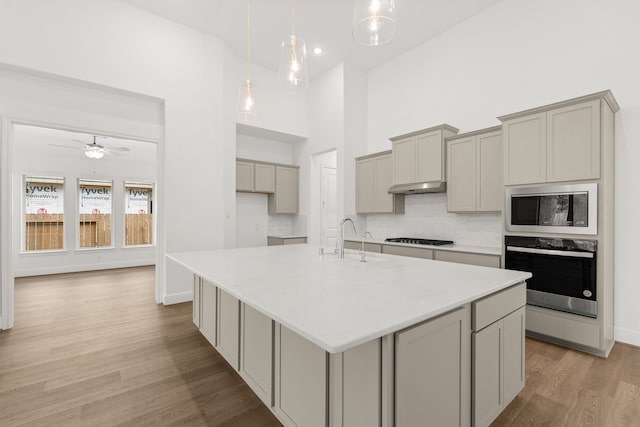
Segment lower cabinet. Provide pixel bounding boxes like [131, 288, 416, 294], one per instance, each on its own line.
[434, 250, 501, 268]
[383, 245, 433, 259]
[395, 306, 471, 427]
[240, 304, 273, 406]
[472, 286, 525, 427]
[274, 325, 327, 427]
[217, 289, 240, 369]
[200, 279, 217, 346]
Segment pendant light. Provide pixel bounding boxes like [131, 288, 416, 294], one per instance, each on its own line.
[277, 0, 308, 92]
[237, 0, 258, 121]
[352, 0, 397, 46]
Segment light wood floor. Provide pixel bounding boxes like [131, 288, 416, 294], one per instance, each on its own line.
[1, 268, 639, 426]
[0, 267, 281, 426]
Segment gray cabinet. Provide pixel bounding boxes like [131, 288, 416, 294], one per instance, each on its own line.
[447, 127, 503, 212]
[240, 304, 273, 406]
[356, 151, 404, 214]
[200, 278, 217, 347]
[390, 124, 458, 186]
[268, 166, 299, 214]
[382, 244, 433, 259]
[267, 236, 307, 246]
[500, 93, 617, 185]
[217, 289, 240, 369]
[472, 284, 526, 427]
[434, 250, 501, 268]
[192, 275, 200, 328]
[274, 325, 327, 427]
[395, 306, 471, 427]
[236, 159, 275, 193]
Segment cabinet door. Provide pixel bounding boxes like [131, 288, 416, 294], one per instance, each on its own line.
[447, 137, 477, 212]
[236, 160, 254, 192]
[217, 289, 240, 369]
[473, 320, 503, 427]
[200, 279, 217, 347]
[502, 306, 525, 405]
[192, 275, 201, 328]
[254, 163, 275, 193]
[434, 250, 501, 268]
[503, 113, 546, 185]
[392, 137, 416, 185]
[395, 306, 470, 427]
[374, 154, 394, 213]
[240, 304, 273, 406]
[270, 166, 298, 214]
[547, 100, 601, 182]
[274, 325, 327, 427]
[356, 158, 375, 213]
[416, 130, 444, 182]
[478, 131, 503, 212]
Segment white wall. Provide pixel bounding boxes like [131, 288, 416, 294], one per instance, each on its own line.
[366, 0, 640, 345]
[0, 0, 310, 313]
[12, 125, 156, 276]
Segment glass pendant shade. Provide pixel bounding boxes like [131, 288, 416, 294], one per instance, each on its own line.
[84, 146, 105, 159]
[278, 35, 309, 93]
[353, 0, 397, 46]
[237, 78, 258, 122]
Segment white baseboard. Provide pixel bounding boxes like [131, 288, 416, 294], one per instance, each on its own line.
[163, 290, 192, 305]
[14, 260, 155, 278]
[615, 327, 640, 347]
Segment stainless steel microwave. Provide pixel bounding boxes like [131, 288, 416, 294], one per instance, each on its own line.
[506, 183, 598, 235]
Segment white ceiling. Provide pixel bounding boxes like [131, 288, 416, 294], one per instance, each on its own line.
[14, 125, 157, 165]
[121, 0, 503, 79]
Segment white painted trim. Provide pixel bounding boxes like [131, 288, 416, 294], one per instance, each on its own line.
[155, 101, 166, 305]
[163, 290, 192, 305]
[615, 327, 640, 347]
[14, 260, 155, 278]
[1, 116, 15, 330]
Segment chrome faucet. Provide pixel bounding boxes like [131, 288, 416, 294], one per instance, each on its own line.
[339, 218, 357, 259]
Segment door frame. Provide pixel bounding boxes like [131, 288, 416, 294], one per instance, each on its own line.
[0, 115, 161, 329]
[320, 164, 337, 248]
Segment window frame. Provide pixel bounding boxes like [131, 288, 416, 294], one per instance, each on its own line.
[76, 178, 115, 251]
[22, 175, 66, 253]
[123, 181, 155, 248]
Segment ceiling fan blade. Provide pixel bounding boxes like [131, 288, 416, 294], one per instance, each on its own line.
[72, 139, 90, 145]
[104, 150, 126, 157]
[108, 146, 131, 151]
[49, 144, 80, 150]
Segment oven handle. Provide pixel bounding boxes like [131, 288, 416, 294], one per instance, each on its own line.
[506, 246, 594, 258]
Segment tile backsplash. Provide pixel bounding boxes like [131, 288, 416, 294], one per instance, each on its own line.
[268, 214, 294, 236]
[365, 193, 502, 248]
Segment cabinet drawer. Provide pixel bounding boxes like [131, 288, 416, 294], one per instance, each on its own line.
[434, 250, 500, 268]
[382, 245, 433, 259]
[472, 282, 525, 331]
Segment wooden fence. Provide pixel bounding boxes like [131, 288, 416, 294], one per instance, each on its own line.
[24, 213, 153, 250]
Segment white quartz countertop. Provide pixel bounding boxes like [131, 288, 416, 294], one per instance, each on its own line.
[167, 245, 529, 353]
[345, 238, 502, 256]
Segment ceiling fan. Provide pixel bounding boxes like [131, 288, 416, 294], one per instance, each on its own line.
[49, 135, 130, 159]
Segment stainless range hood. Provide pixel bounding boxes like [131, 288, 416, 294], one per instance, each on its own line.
[388, 181, 447, 194]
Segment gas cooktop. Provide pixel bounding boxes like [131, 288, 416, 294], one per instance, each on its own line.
[385, 237, 454, 246]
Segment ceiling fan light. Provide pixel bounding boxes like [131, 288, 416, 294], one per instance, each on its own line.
[84, 146, 105, 160]
[353, 0, 397, 46]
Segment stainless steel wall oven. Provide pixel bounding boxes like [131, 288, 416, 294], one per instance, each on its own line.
[505, 236, 597, 318]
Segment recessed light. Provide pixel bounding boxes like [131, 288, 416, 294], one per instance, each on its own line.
[313, 47, 323, 55]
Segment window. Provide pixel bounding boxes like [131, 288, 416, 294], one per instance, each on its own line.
[24, 176, 65, 251]
[124, 182, 154, 246]
[78, 179, 112, 248]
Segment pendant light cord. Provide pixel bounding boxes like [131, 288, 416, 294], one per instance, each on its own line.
[247, 0, 251, 80]
[291, 0, 295, 35]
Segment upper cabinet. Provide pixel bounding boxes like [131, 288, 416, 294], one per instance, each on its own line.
[499, 91, 619, 186]
[447, 126, 503, 212]
[236, 159, 275, 193]
[390, 124, 459, 186]
[268, 166, 299, 214]
[356, 151, 404, 214]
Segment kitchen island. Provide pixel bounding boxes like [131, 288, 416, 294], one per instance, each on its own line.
[168, 245, 531, 427]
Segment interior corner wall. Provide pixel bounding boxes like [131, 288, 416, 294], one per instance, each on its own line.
[0, 0, 226, 305]
[366, 0, 640, 345]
